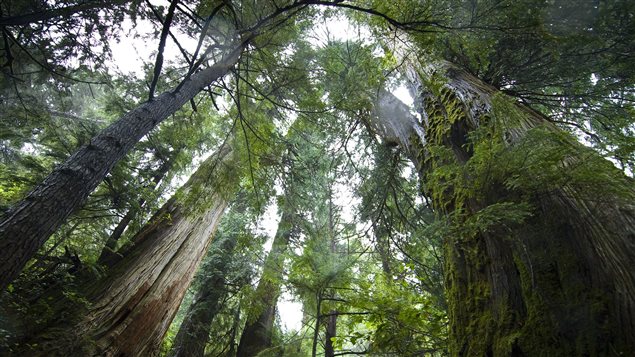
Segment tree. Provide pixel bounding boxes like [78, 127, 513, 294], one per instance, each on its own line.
[237, 207, 295, 356]
[433, 0, 635, 172]
[168, 233, 238, 357]
[0, 0, 135, 27]
[314, 3, 635, 351]
[0, 0, 358, 293]
[0, 45, 245, 292]
[166, 186, 271, 357]
[375, 63, 635, 355]
[356, 143, 448, 355]
[11, 146, 236, 356]
[2, 1, 634, 355]
[95, 154, 173, 265]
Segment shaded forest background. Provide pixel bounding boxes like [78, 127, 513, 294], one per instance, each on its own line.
[0, 0, 634, 356]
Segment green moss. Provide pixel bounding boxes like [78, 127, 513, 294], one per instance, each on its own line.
[414, 63, 634, 356]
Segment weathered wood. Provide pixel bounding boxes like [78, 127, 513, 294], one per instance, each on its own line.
[86, 199, 227, 356]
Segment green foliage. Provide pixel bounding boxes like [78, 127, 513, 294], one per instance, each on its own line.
[424, 0, 635, 169]
[317, 40, 385, 112]
[354, 274, 448, 355]
[2, 1, 634, 356]
[413, 60, 635, 356]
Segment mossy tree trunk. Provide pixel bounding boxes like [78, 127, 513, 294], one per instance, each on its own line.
[375, 63, 635, 356]
[25, 148, 234, 357]
[236, 209, 293, 357]
[168, 234, 238, 357]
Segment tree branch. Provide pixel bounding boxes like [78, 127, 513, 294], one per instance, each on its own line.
[148, 0, 179, 100]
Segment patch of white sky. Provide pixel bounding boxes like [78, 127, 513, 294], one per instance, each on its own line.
[107, 4, 416, 333]
[108, 0, 200, 77]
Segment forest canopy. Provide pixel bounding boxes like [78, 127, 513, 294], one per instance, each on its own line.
[0, 0, 634, 356]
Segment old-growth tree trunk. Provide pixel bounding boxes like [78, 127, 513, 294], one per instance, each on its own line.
[236, 210, 293, 357]
[375, 62, 635, 356]
[25, 148, 234, 357]
[0, 44, 246, 292]
[168, 234, 238, 357]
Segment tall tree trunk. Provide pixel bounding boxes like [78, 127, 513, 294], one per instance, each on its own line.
[311, 294, 322, 357]
[168, 234, 238, 357]
[96, 207, 136, 264]
[375, 62, 635, 356]
[227, 304, 241, 356]
[236, 210, 293, 357]
[23, 147, 234, 356]
[0, 44, 246, 292]
[324, 312, 337, 357]
[324, 191, 338, 357]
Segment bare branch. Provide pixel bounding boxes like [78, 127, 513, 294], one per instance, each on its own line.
[148, 0, 179, 100]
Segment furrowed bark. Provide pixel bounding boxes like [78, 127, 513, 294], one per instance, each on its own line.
[0, 44, 245, 292]
[375, 62, 635, 356]
[236, 210, 293, 357]
[168, 235, 238, 357]
[25, 147, 233, 356]
[87, 199, 227, 357]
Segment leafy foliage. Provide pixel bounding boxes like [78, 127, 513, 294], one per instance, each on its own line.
[1, 0, 634, 356]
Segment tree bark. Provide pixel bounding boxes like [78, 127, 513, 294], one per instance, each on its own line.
[227, 305, 241, 356]
[236, 210, 293, 357]
[324, 192, 337, 357]
[376, 62, 635, 356]
[168, 234, 238, 357]
[324, 312, 337, 357]
[0, 44, 246, 293]
[311, 294, 322, 357]
[22, 147, 233, 356]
